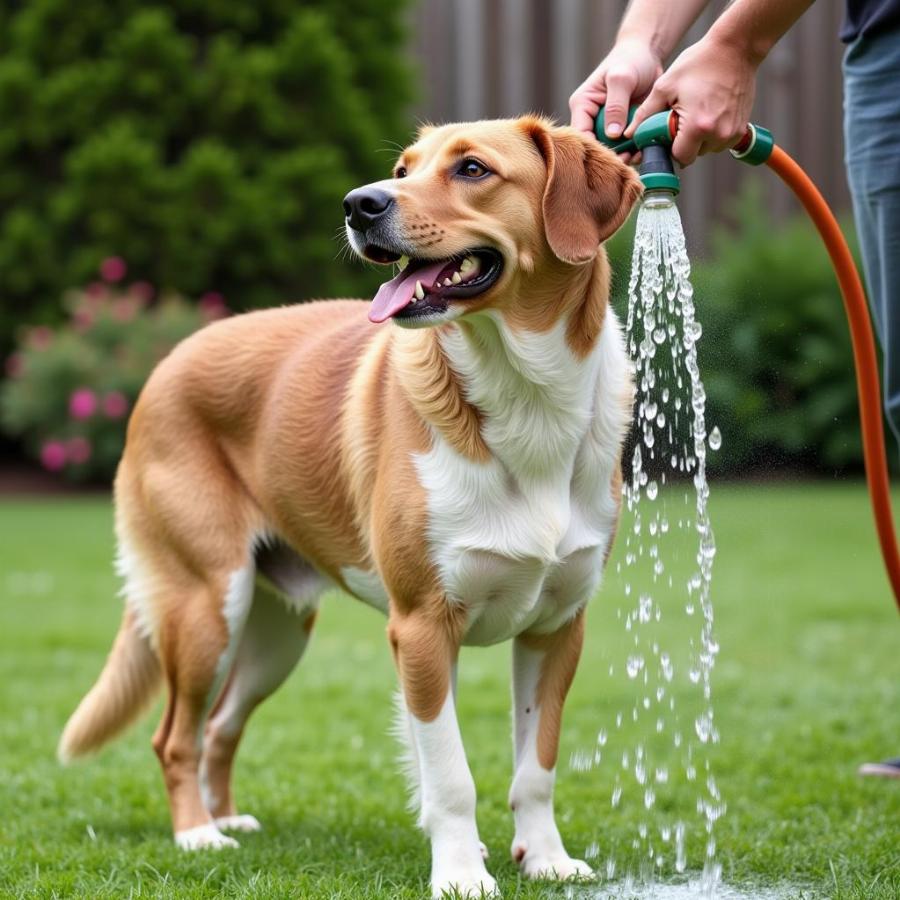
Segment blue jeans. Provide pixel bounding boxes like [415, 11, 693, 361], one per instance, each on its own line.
[844, 30, 900, 447]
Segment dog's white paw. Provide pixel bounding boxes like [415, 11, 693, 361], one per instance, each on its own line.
[431, 869, 499, 898]
[512, 840, 594, 881]
[479, 840, 489, 860]
[215, 814, 261, 833]
[175, 823, 239, 850]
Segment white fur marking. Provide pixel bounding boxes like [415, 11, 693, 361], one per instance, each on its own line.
[510, 639, 593, 881]
[215, 814, 261, 833]
[414, 310, 630, 646]
[410, 692, 497, 898]
[114, 532, 159, 646]
[175, 823, 239, 850]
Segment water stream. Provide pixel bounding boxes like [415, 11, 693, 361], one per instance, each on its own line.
[573, 195, 726, 895]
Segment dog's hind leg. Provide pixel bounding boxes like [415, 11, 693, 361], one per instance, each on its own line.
[149, 559, 256, 851]
[509, 611, 593, 881]
[200, 551, 324, 831]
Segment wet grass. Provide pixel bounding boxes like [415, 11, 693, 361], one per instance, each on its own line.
[0, 484, 898, 899]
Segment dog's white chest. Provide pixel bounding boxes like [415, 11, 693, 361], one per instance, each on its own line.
[409, 311, 630, 645]
[414, 444, 620, 645]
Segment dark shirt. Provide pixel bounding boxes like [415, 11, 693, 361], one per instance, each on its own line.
[842, 0, 900, 42]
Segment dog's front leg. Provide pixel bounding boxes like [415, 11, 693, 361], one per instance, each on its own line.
[509, 611, 593, 881]
[389, 609, 497, 899]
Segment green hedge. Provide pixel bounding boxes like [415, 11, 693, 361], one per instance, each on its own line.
[0, 0, 413, 352]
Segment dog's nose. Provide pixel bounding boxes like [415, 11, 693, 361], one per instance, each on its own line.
[343, 187, 395, 232]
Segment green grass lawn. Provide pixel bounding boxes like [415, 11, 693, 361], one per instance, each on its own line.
[0, 485, 898, 899]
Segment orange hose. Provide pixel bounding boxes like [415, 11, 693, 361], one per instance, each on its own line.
[766, 145, 900, 613]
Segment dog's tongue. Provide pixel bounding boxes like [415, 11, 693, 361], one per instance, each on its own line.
[368, 260, 449, 323]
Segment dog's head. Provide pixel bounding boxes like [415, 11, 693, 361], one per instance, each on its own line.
[344, 117, 642, 327]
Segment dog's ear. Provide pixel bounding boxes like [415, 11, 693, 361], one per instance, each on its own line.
[526, 121, 643, 265]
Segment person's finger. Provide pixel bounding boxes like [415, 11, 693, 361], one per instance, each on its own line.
[697, 119, 745, 156]
[569, 90, 604, 136]
[602, 68, 637, 139]
[670, 120, 704, 167]
[625, 82, 669, 138]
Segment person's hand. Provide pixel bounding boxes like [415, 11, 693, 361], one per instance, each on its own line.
[569, 36, 663, 143]
[626, 33, 758, 166]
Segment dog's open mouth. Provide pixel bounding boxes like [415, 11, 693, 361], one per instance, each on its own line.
[367, 248, 503, 323]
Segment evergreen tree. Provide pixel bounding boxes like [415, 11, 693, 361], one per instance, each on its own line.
[0, 0, 414, 348]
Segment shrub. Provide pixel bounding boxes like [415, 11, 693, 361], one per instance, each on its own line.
[1, 262, 225, 482]
[692, 187, 869, 475]
[0, 0, 413, 353]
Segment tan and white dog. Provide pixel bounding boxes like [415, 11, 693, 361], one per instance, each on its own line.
[59, 117, 641, 897]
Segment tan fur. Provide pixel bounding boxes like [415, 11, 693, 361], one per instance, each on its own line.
[518, 612, 586, 769]
[393, 327, 491, 463]
[59, 117, 639, 844]
[58, 606, 160, 761]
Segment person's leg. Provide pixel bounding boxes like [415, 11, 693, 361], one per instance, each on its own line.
[844, 30, 900, 446]
[844, 30, 900, 778]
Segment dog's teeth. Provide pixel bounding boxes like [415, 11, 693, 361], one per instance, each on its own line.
[398, 256, 409, 271]
[451, 271, 462, 283]
[414, 280, 424, 300]
[460, 258, 473, 273]
[443, 277, 452, 286]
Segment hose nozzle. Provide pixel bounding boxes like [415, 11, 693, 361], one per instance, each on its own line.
[595, 107, 681, 196]
[594, 106, 775, 194]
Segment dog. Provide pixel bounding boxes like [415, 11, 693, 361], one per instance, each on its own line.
[58, 117, 641, 897]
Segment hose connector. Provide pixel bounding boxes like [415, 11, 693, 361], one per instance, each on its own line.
[730, 123, 775, 166]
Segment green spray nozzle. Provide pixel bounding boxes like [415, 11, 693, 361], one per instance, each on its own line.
[594, 106, 776, 196]
[595, 107, 680, 195]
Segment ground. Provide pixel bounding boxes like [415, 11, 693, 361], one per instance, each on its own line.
[0, 484, 898, 899]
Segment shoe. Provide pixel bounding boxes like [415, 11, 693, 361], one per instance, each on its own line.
[858, 757, 900, 778]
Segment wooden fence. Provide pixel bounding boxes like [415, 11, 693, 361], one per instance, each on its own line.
[408, 0, 850, 251]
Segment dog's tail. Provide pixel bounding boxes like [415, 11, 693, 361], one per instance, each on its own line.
[58, 606, 161, 763]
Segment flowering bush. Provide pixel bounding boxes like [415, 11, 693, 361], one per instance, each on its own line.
[1, 260, 227, 482]
[0, 1, 412, 355]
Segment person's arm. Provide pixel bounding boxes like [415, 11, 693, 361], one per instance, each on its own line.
[569, 0, 710, 138]
[626, 0, 814, 165]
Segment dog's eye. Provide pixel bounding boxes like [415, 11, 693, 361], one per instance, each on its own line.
[458, 158, 490, 179]
[394, 166, 407, 179]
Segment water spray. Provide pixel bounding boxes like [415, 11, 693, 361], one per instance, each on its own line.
[597, 106, 900, 616]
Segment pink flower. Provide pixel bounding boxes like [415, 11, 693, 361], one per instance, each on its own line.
[129, 281, 154, 302]
[5, 352, 24, 378]
[28, 326, 53, 350]
[100, 256, 127, 283]
[102, 390, 129, 419]
[66, 436, 92, 465]
[199, 292, 228, 320]
[85, 281, 108, 300]
[69, 388, 98, 420]
[40, 441, 67, 472]
[112, 296, 139, 322]
[72, 307, 95, 333]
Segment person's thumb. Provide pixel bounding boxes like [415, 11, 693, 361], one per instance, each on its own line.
[602, 68, 638, 139]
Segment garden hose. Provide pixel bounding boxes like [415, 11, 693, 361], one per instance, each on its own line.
[764, 145, 900, 614]
[596, 107, 900, 615]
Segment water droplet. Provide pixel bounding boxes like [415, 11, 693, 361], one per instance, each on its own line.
[709, 425, 722, 450]
[646, 480, 658, 500]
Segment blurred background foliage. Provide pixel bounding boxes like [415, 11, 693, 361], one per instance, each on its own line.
[0, 0, 412, 355]
[0, 0, 887, 482]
